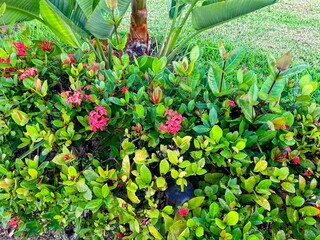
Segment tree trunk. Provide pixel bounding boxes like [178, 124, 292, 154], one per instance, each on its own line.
[130, 0, 148, 42]
[126, 0, 149, 58]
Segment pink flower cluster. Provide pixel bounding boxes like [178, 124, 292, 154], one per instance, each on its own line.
[13, 41, 27, 56]
[89, 106, 109, 132]
[158, 109, 183, 135]
[61, 86, 92, 106]
[19, 67, 38, 80]
[63, 91, 83, 106]
[8, 219, 19, 228]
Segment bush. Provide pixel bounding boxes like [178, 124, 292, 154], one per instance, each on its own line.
[0, 34, 319, 240]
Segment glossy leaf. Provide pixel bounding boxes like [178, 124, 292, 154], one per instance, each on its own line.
[192, 0, 277, 30]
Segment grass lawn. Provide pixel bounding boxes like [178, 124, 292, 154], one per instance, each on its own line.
[147, 0, 320, 81]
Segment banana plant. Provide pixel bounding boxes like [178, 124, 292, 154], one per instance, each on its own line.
[160, 0, 278, 61]
[1, 0, 130, 50]
[1, 0, 278, 63]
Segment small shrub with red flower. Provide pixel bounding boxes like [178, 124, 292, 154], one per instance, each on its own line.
[0, 27, 319, 240]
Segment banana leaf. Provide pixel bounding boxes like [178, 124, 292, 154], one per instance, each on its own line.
[40, 0, 82, 47]
[0, 0, 42, 23]
[85, 0, 131, 39]
[192, 0, 277, 30]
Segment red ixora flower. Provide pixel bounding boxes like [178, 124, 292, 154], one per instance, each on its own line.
[38, 40, 53, 52]
[315, 206, 320, 218]
[228, 100, 236, 107]
[65, 91, 83, 106]
[88, 106, 109, 133]
[292, 156, 300, 165]
[62, 54, 76, 64]
[116, 233, 124, 239]
[13, 41, 27, 56]
[19, 67, 38, 80]
[158, 109, 183, 135]
[304, 170, 313, 177]
[8, 219, 19, 228]
[121, 86, 129, 94]
[179, 207, 188, 218]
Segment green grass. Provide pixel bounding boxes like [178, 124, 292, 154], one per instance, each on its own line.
[13, 0, 320, 82]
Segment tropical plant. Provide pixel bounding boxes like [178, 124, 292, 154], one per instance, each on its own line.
[0, 26, 319, 238]
[1, 0, 278, 61]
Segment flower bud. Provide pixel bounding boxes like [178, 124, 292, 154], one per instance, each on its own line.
[106, 0, 118, 11]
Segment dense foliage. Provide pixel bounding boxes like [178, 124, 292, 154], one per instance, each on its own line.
[0, 27, 320, 240]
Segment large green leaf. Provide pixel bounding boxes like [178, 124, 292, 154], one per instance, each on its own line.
[76, 0, 95, 18]
[40, 0, 81, 47]
[192, 0, 277, 30]
[85, 0, 131, 39]
[260, 74, 285, 98]
[49, 0, 88, 36]
[0, 0, 42, 23]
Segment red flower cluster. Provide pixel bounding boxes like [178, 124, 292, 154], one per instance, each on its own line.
[8, 219, 19, 228]
[88, 106, 109, 132]
[179, 207, 188, 218]
[19, 67, 38, 80]
[121, 86, 129, 94]
[158, 109, 183, 135]
[62, 54, 76, 64]
[292, 156, 300, 165]
[63, 91, 83, 106]
[0, 57, 14, 78]
[38, 40, 53, 52]
[13, 41, 27, 56]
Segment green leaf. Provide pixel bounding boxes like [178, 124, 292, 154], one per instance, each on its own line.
[28, 169, 38, 179]
[1, 0, 42, 23]
[210, 125, 223, 143]
[140, 165, 152, 184]
[11, 109, 29, 126]
[135, 104, 145, 118]
[254, 195, 270, 211]
[299, 206, 320, 217]
[133, 148, 148, 163]
[102, 184, 109, 198]
[160, 159, 170, 175]
[122, 155, 130, 181]
[85, 0, 131, 38]
[281, 182, 295, 193]
[225, 47, 245, 73]
[226, 211, 239, 226]
[192, 0, 277, 30]
[39, 0, 81, 47]
[254, 160, 267, 172]
[127, 191, 140, 204]
[276, 230, 286, 240]
[85, 198, 102, 213]
[148, 225, 163, 239]
[167, 150, 179, 165]
[190, 46, 200, 62]
[76, 178, 89, 193]
[188, 196, 205, 210]
[195, 226, 204, 237]
[290, 196, 305, 207]
[243, 176, 257, 193]
[193, 125, 211, 134]
[207, 66, 220, 94]
[256, 179, 272, 190]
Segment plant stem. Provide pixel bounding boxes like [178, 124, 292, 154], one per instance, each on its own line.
[219, 60, 227, 93]
[160, 0, 199, 57]
[112, 10, 120, 46]
[255, 71, 281, 119]
[94, 37, 108, 65]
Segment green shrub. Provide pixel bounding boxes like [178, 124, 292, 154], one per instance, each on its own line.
[0, 34, 319, 240]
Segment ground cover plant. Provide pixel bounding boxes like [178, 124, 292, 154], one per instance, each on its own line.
[0, 0, 320, 240]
